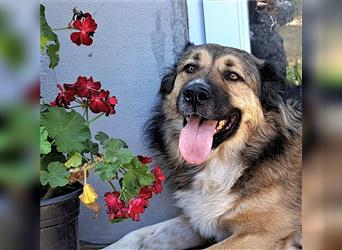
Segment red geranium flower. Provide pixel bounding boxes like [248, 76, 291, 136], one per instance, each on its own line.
[104, 192, 128, 220]
[150, 166, 166, 194]
[105, 95, 118, 116]
[152, 166, 166, 182]
[89, 90, 110, 113]
[127, 197, 147, 221]
[138, 155, 152, 164]
[70, 14, 97, 46]
[138, 186, 153, 200]
[151, 180, 163, 194]
[50, 83, 75, 107]
[74, 76, 101, 98]
[104, 191, 125, 210]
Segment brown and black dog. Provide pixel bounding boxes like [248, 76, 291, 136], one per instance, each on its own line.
[105, 44, 302, 250]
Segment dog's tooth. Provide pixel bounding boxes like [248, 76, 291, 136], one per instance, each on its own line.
[216, 120, 226, 131]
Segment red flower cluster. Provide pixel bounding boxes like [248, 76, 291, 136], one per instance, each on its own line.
[104, 192, 128, 220]
[137, 155, 152, 164]
[50, 76, 118, 116]
[151, 166, 166, 194]
[70, 12, 97, 46]
[104, 165, 165, 222]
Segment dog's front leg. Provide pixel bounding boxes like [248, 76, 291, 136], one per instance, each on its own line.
[103, 215, 206, 250]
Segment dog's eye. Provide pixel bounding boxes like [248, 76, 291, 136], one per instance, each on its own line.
[224, 72, 240, 81]
[184, 64, 198, 74]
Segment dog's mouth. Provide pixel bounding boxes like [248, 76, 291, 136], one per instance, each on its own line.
[179, 110, 241, 165]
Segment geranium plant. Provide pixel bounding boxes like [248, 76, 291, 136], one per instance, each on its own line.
[40, 4, 165, 223]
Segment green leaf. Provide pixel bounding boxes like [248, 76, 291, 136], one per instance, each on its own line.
[95, 131, 109, 145]
[41, 107, 91, 153]
[40, 161, 70, 187]
[40, 35, 48, 52]
[40, 150, 66, 171]
[109, 218, 126, 223]
[65, 152, 82, 168]
[126, 157, 155, 186]
[137, 172, 155, 186]
[117, 148, 134, 164]
[95, 162, 120, 181]
[120, 188, 138, 203]
[40, 4, 60, 69]
[40, 126, 51, 154]
[84, 139, 99, 155]
[46, 43, 60, 69]
[104, 138, 122, 152]
[117, 139, 128, 148]
[104, 148, 118, 163]
[122, 171, 138, 190]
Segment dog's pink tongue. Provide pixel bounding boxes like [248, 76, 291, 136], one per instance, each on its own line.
[179, 117, 217, 165]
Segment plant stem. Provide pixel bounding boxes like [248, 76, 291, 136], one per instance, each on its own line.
[52, 27, 70, 31]
[68, 105, 82, 109]
[85, 107, 89, 126]
[42, 187, 56, 200]
[107, 180, 116, 191]
[88, 113, 105, 124]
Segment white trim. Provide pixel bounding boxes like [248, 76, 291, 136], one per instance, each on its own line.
[187, 0, 250, 52]
[187, 0, 206, 44]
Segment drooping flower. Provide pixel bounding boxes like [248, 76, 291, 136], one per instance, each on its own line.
[152, 166, 166, 182]
[151, 180, 163, 194]
[105, 95, 118, 116]
[74, 76, 101, 98]
[104, 191, 125, 211]
[127, 197, 147, 221]
[137, 155, 152, 164]
[50, 83, 75, 107]
[150, 166, 166, 194]
[70, 14, 97, 46]
[104, 192, 128, 220]
[138, 186, 153, 200]
[79, 183, 98, 204]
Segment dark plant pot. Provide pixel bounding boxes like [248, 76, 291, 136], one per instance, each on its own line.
[40, 184, 83, 250]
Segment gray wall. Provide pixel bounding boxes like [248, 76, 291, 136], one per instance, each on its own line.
[41, 0, 189, 244]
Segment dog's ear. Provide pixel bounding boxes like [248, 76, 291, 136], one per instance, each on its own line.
[159, 66, 177, 95]
[258, 61, 286, 109]
[183, 41, 194, 52]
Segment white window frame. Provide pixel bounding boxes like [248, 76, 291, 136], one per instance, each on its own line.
[187, 0, 251, 52]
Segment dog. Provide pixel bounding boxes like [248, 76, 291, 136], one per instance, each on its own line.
[105, 44, 302, 250]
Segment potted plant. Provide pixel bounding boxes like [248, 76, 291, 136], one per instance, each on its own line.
[40, 5, 165, 250]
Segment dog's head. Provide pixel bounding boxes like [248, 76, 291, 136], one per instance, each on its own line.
[158, 44, 285, 165]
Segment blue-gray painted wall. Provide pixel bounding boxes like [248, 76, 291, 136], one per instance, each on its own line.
[41, 0, 189, 244]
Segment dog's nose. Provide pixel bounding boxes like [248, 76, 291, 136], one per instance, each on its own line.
[182, 83, 211, 105]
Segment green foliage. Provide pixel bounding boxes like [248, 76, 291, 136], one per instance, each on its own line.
[95, 162, 120, 181]
[40, 162, 70, 187]
[94, 137, 155, 202]
[65, 152, 82, 168]
[109, 218, 125, 224]
[41, 107, 91, 153]
[119, 157, 154, 202]
[84, 138, 99, 155]
[95, 138, 133, 181]
[95, 131, 109, 145]
[40, 4, 60, 69]
[0, 8, 26, 70]
[286, 62, 302, 85]
[40, 126, 51, 154]
[41, 150, 66, 171]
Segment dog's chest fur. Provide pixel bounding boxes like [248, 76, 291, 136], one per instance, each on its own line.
[174, 158, 243, 241]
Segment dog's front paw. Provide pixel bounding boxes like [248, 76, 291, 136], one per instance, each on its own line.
[102, 227, 158, 250]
